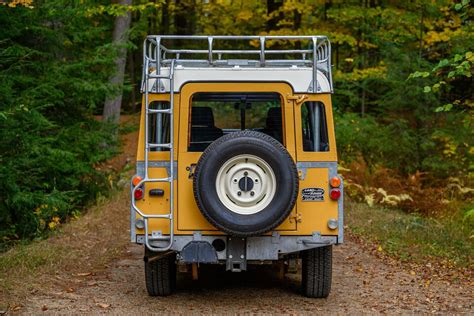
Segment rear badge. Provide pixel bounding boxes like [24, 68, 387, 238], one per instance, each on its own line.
[302, 188, 325, 201]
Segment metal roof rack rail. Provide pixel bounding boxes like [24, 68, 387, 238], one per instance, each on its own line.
[141, 35, 333, 93]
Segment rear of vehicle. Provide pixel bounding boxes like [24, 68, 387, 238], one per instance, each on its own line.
[131, 35, 343, 298]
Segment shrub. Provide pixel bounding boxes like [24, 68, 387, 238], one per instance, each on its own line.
[0, 3, 117, 247]
[335, 111, 473, 179]
[0, 106, 116, 245]
[335, 112, 418, 174]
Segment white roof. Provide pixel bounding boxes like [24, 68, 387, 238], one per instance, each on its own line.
[147, 66, 331, 94]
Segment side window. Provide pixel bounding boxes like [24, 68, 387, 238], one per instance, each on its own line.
[148, 101, 170, 152]
[301, 101, 329, 152]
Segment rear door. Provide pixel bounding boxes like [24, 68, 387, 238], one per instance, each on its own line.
[293, 94, 340, 237]
[176, 82, 297, 233]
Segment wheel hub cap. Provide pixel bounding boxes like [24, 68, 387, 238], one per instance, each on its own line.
[216, 154, 276, 215]
[238, 174, 254, 192]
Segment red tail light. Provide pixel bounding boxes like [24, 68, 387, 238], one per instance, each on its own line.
[134, 187, 144, 200]
[330, 189, 341, 200]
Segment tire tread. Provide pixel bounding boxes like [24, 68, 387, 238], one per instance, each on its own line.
[145, 252, 176, 296]
[302, 246, 332, 298]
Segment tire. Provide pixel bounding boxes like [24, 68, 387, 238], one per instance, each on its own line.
[193, 130, 299, 236]
[144, 250, 176, 296]
[301, 246, 332, 298]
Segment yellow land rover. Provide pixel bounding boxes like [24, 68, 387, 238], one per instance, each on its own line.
[131, 35, 342, 298]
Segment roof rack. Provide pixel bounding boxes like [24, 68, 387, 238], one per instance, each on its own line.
[142, 35, 333, 93]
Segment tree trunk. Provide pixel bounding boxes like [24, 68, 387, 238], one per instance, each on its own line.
[361, 86, 366, 116]
[323, 0, 332, 21]
[103, 0, 132, 124]
[266, 0, 283, 32]
[174, 0, 187, 35]
[418, 2, 424, 61]
[127, 49, 137, 113]
[174, 0, 196, 35]
[161, 0, 170, 34]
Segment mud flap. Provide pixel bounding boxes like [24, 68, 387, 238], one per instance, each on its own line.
[180, 241, 218, 264]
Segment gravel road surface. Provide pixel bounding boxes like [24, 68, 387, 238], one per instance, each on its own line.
[24, 238, 472, 314]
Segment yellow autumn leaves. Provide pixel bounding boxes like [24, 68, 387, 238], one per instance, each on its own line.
[335, 64, 387, 82]
[34, 204, 61, 231]
[0, 0, 33, 8]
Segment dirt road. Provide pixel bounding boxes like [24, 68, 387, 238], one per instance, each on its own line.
[22, 232, 472, 314]
[4, 125, 472, 314]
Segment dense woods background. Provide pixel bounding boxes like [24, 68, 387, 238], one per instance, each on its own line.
[0, 0, 472, 250]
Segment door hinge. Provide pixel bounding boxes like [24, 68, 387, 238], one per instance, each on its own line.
[186, 163, 196, 178]
[298, 170, 303, 180]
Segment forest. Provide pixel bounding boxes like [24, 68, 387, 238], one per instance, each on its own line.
[0, 0, 472, 254]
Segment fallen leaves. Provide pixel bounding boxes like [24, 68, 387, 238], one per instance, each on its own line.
[11, 305, 21, 311]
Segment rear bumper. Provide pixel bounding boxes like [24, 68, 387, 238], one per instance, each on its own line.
[136, 233, 338, 261]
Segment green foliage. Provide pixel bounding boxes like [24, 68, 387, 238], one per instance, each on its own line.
[85, 2, 163, 17]
[323, 1, 473, 179]
[1, 0, 473, 245]
[335, 113, 418, 174]
[0, 1, 117, 245]
[407, 1, 473, 114]
[124, 0, 472, 182]
[464, 208, 474, 220]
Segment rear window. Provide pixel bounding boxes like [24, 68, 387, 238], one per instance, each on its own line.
[188, 93, 282, 152]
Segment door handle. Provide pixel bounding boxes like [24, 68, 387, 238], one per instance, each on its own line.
[286, 94, 308, 105]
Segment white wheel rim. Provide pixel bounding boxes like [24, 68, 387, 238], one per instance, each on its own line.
[215, 154, 276, 215]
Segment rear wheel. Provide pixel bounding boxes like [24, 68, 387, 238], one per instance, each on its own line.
[145, 251, 176, 296]
[301, 246, 332, 298]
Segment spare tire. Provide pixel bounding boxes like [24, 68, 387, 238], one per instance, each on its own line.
[193, 131, 299, 236]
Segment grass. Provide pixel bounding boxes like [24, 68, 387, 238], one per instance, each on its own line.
[0, 188, 131, 308]
[0, 121, 138, 311]
[0, 239, 69, 297]
[346, 200, 474, 268]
